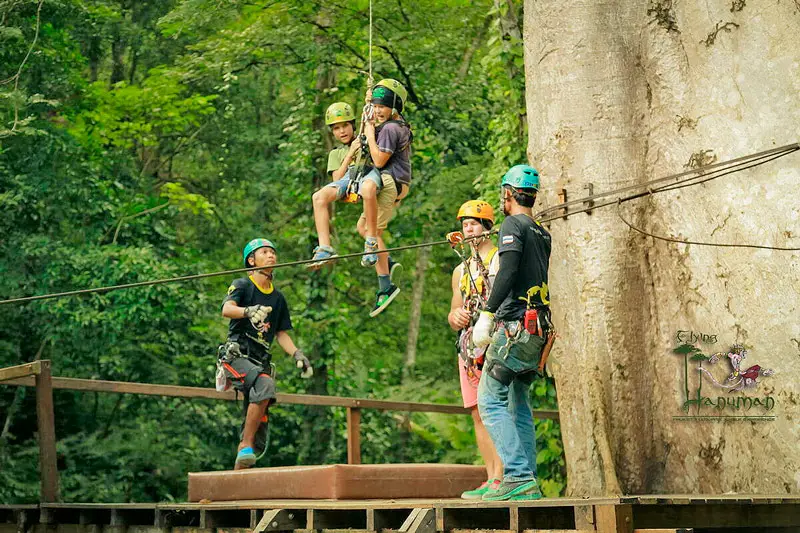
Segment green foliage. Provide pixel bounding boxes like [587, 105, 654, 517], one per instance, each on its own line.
[0, 0, 566, 503]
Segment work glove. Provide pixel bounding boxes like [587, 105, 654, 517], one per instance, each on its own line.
[244, 305, 272, 327]
[472, 311, 496, 348]
[293, 349, 314, 379]
[446, 231, 464, 246]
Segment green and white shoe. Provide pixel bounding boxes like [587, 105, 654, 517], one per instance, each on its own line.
[482, 479, 543, 501]
[461, 479, 500, 500]
[369, 284, 400, 317]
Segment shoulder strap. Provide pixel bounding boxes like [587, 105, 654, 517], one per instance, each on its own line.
[484, 247, 498, 266]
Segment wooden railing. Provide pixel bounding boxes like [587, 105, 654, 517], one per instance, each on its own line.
[2, 360, 559, 502]
[0, 361, 59, 503]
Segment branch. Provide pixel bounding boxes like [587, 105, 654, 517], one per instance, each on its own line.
[111, 202, 170, 244]
[395, 0, 410, 25]
[302, 17, 367, 63]
[0, 0, 44, 137]
[144, 124, 207, 178]
[0, 0, 43, 86]
[376, 44, 422, 107]
[458, 15, 491, 81]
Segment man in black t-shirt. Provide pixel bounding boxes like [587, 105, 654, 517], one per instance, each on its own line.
[472, 165, 552, 501]
[219, 238, 312, 469]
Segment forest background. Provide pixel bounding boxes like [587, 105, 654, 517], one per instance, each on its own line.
[0, 0, 565, 502]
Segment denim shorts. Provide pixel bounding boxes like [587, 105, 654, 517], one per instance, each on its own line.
[327, 167, 383, 200]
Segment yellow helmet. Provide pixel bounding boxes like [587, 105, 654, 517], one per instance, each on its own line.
[372, 78, 407, 112]
[457, 200, 495, 226]
[325, 102, 355, 125]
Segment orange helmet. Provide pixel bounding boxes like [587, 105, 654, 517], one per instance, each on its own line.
[457, 200, 495, 228]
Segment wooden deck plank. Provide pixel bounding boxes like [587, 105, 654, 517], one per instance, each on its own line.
[157, 498, 618, 511]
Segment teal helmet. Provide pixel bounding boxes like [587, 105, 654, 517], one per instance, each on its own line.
[243, 238, 276, 267]
[501, 164, 540, 191]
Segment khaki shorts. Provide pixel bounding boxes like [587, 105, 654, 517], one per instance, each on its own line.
[358, 173, 409, 231]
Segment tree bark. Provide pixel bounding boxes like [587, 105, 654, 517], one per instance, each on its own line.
[298, 11, 337, 466]
[110, 24, 126, 85]
[404, 245, 431, 375]
[524, 0, 800, 496]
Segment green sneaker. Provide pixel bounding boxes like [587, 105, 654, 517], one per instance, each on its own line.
[482, 479, 543, 501]
[369, 284, 400, 317]
[460, 479, 500, 500]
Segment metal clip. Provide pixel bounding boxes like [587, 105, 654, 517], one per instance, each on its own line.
[497, 322, 530, 359]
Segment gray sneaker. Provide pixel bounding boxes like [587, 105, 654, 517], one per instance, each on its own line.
[307, 245, 337, 271]
[361, 237, 379, 267]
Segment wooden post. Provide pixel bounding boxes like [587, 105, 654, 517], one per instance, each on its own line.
[558, 188, 568, 219]
[35, 360, 59, 502]
[346, 407, 361, 464]
[596, 504, 633, 533]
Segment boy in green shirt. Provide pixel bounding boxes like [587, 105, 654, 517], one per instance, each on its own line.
[309, 97, 404, 316]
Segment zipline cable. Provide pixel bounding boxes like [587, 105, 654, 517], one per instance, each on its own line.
[535, 143, 799, 221]
[0, 233, 498, 306]
[537, 143, 799, 223]
[0, 144, 797, 306]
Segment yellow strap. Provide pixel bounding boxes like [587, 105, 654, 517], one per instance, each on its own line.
[459, 247, 498, 296]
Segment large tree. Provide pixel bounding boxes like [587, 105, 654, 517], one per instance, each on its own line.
[523, 0, 800, 495]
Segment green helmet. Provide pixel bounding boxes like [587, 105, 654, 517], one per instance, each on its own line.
[243, 238, 276, 267]
[325, 102, 355, 126]
[372, 78, 407, 112]
[501, 164, 540, 191]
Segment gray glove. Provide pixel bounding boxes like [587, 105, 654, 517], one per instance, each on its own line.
[244, 305, 272, 327]
[293, 349, 313, 379]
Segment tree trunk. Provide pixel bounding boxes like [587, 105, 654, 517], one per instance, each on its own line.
[297, 13, 337, 466]
[404, 245, 431, 375]
[87, 36, 102, 83]
[110, 24, 126, 85]
[523, 0, 800, 496]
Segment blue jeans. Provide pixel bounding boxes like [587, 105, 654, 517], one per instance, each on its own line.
[477, 325, 545, 482]
[327, 167, 383, 199]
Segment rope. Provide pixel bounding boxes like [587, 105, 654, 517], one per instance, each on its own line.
[0, 143, 796, 307]
[616, 201, 800, 251]
[368, 0, 373, 86]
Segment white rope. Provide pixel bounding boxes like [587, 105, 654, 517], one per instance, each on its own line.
[368, 0, 373, 86]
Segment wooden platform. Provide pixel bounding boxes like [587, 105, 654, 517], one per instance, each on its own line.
[2, 495, 799, 533]
[188, 465, 487, 501]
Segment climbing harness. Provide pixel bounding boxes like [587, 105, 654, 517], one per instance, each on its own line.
[342, 100, 375, 204]
[217, 340, 273, 460]
[447, 231, 496, 381]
